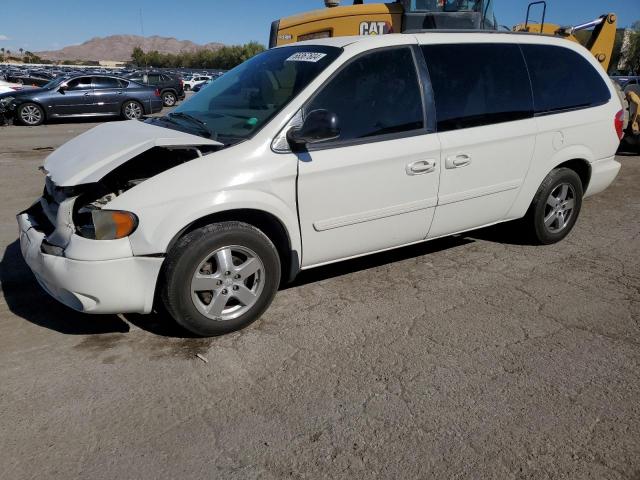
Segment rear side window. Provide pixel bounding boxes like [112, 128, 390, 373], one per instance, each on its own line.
[306, 47, 424, 143]
[422, 43, 533, 132]
[92, 77, 121, 89]
[521, 44, 610, 114]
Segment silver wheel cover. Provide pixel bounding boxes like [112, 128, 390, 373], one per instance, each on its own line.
[190, 245, 265, 321]
[544, 183, 576, 233]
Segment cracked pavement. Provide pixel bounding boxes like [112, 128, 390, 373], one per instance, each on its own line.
[0, 122, 639, 479]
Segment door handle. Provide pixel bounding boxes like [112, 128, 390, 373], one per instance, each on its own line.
[83, 92, 90, 96]
[406, 159, 436, 176]
[445, 154, 472, 169]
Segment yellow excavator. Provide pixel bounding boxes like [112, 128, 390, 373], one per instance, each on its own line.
[269, 0, 617, 71]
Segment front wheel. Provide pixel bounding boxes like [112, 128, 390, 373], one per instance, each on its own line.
[17, 103, 44, 126]
[524, 167, 584, 245]
[121, 100, 143, 120]
[161, 222, 281, 336]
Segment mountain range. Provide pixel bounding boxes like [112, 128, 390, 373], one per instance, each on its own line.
[35, 35, 225, 62]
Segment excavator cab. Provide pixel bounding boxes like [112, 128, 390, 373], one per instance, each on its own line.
[270, 0, 497, 48]
[400, 0, 497, 31]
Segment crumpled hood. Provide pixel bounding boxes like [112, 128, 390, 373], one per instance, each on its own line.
[44, 120, 222, 186]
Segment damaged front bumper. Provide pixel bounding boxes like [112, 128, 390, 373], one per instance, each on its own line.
[17, 201, 163, 314]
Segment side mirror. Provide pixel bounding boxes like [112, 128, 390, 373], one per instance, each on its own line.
[287, 109, 340, 151]
[58, 84, 68, 93]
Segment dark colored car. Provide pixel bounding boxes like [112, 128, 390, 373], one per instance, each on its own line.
[125, 71, 185, 107]
[0, 75, 164, 126]
[6, 74, 52, 87]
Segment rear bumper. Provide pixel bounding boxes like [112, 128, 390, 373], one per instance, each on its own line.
[17, 210, 163, 314]
[585, 156, 621, 198]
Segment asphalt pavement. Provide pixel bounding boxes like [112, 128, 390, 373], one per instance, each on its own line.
[0, 115, 639, 479]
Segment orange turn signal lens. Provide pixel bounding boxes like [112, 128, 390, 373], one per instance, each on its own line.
[92, 210, 138, 240]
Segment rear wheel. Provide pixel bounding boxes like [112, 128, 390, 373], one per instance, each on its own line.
[121, 100, 143, 120]
[524, 168, 583, 244]
[162, 222, 281, 336]
[17, 103, 44, 126]
[162, 91, 177, 107]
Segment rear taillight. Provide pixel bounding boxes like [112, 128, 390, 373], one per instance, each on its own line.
[154, 88, 161, 97]
[614, 109, 624, 140]
[179, 79, 184, 87]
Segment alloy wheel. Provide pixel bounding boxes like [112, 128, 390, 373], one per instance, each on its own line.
[20, 105, 42, 125]
[544, 183, 576, 233]
[124, 102, 142, 119]
[190, 245, 265, 321]
[163, 93, 176, 106]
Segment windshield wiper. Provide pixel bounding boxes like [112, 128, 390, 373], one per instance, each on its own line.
[167, 112, 213, 138]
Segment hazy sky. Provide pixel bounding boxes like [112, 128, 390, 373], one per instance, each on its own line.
[1, 0, 639, 52]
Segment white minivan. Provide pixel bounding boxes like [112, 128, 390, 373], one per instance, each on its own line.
[18, 32, 623, 336]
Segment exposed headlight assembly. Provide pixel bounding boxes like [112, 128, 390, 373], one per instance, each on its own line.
[76, 209, 138, 240]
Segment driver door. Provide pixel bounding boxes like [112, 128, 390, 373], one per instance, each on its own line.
[50, 76, 94, 116]
[294, 46, 441, 267]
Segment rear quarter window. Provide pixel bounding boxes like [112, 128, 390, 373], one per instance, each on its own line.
[521, 44, 611, 115]
[421, 43, 533, 132]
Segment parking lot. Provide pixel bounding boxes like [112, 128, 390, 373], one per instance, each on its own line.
[0, 112, 639, 478]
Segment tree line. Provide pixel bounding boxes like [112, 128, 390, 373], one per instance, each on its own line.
[131, 42, 266, 70]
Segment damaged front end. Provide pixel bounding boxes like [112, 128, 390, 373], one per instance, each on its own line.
[32, 144, 221, 255]
[17, 134, 223, 314]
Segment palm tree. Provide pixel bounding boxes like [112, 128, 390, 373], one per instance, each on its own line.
[19, 47, 23, 58]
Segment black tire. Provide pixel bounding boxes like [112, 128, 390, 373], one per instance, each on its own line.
[162, 91, 177, 107]
[161, 221, 281, 336]
[121, 100, 144, 120]
[17, 102, 44, 126]
[184, 84, 191, 91]
[524, 167, 584, 245]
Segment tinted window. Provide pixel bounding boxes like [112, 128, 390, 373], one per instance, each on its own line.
[147, 74, 161, 85]
[422, 43, 533, 132]
[306, 47, 424, 143]
[92, 77, 121, 89]
[66, 77, 92, 91]
[129, 75, 144, 83]
[521, 44, 610, 114]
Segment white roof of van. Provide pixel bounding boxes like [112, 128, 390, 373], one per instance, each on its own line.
[287, 31, 582, 49]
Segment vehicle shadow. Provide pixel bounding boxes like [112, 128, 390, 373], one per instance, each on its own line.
[1, 224, 526, 338]
[0, 240, 130, 334]
[461, 220, 537, 246]
[286, 235, 475, 289]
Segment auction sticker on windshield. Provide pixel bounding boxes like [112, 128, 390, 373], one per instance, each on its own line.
[286, 52, 327, 63]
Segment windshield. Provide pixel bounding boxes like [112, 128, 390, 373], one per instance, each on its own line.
[43, 77, 68, 89]
[405, 0, 483, 12]
[160, 45, 342, 143]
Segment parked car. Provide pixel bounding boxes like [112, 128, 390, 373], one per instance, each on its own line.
[18, 33, 622, 336]
[0, 79, 25, 95]
[5, 74, 52, 87]
[126, 71, 185, 107]
[183, 75, 211, 90]
[0, 75, 163, 126]
[611, 75, 640, 88]
[191, 79, 211, 93]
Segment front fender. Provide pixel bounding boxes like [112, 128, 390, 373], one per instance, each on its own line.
[123, 189, 301, 259]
